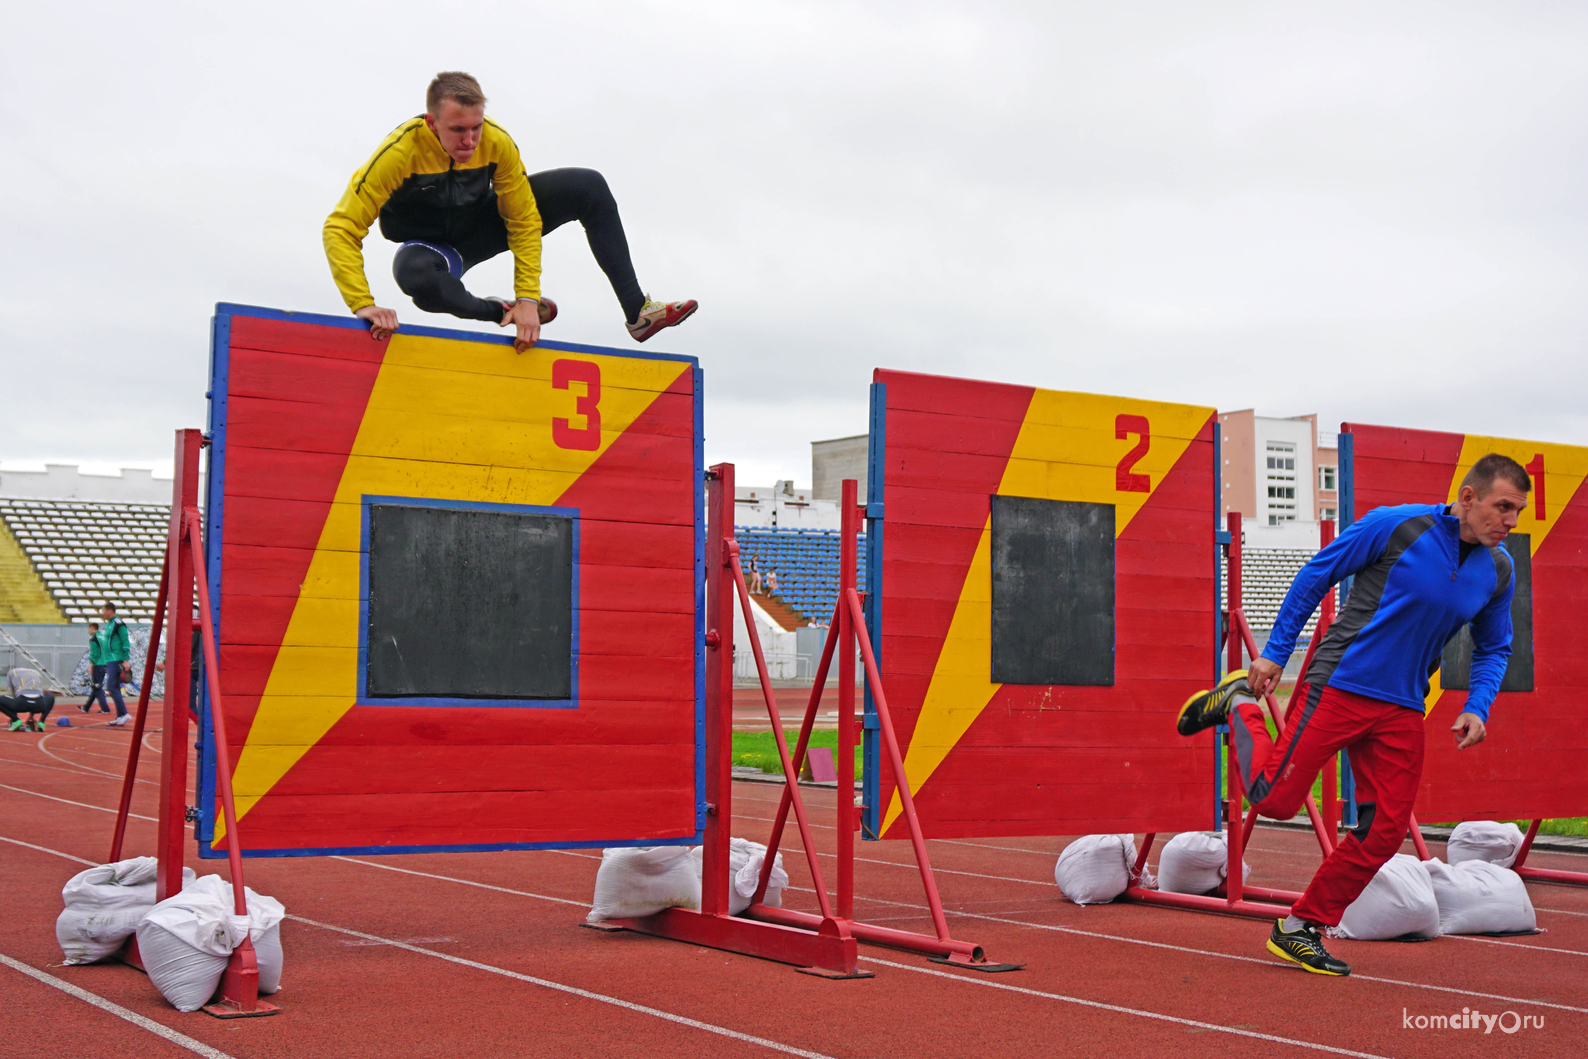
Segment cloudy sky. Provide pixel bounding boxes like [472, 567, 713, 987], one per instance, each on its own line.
[2, 1, 1584, 485]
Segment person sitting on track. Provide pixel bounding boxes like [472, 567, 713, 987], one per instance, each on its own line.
[2, 667, 56, 732]
[325, 71, 697, 352]
[1176, 453, 1527, 977]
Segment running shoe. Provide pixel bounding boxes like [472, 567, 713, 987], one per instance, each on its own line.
[1176, 669, 1251, 736]
[626, 297, 698, 343]
[1267, 919, 1350, 976]
[33, 719, 47, 732]
[108, 715, 130, 727]
[7, 720, 25, 732]
[486, 297, 557, 325]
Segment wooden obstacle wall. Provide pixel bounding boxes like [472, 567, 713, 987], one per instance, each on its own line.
[864, 369, 1219, 839]
[1344, 423, 1588, 821]
[198, 304, 702, 857]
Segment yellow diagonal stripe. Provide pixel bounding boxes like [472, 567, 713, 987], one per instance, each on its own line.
[881, 390, 1214, 835]
[218, 336, 689, 840]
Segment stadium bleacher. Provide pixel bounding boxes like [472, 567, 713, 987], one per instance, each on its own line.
[736, 526, 867, 626]
[0, 498, 169, 623]
[1227, 547, 1337, 636]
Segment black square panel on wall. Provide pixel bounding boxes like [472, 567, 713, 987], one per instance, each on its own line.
[990, 495, 1115, 686]
[366, 502, 574, 700]
[1440, 533, 1534, 693]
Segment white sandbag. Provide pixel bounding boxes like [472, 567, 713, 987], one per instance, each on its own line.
[56, 858, 194, 965]
[135, 875, 286, 1011]
[1156, 831, 1251, 896]
[1055, 834, 1148, 905]
[1334, 854, 1440, 941]
[691, 837, 791, 915]
[586, 846, 701, 922]
[1422, 859, 1536, 935]
[1446, 821, 1526, 868]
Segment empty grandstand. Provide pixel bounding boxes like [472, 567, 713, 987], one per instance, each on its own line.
[736, 526, 868, 627]
[0, 498, 169, 623]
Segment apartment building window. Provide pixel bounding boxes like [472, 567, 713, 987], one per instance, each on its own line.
[1265, 441, 1298, 524]
[1319, 465, 1337, 491]
[1321, 506, 1337, 521]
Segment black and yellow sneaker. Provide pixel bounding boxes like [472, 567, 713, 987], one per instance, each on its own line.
[1267, 919, 1351, 976]
[1175, 670, 1250, 736]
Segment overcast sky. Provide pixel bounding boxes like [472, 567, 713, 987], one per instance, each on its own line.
[2, 1, 1584, 486]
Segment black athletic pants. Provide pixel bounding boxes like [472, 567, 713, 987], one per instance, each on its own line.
[392, 168, 646, 325]
[0, 694, 54, 722]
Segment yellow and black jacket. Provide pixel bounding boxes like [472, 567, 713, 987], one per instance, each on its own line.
[323, 116, 542, 311]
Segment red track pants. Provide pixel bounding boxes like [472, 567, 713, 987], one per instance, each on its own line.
[1230, 685, 1425, 927]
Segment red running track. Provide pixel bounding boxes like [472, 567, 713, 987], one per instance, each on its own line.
[2, 719, 1586, 1058]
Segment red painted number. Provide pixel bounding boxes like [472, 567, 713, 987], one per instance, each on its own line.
[1115, 414, 1151, 493]
[1526, 453, 1545, 520]
[552, 359, 602, 451]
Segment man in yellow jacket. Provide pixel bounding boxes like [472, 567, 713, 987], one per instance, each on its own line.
[325, 71, 696, 351]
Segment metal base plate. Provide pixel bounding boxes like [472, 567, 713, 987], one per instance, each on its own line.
[795, 965, 876, 979]
[202, 999, 281, 1019]
[929, 956, 1025, 973]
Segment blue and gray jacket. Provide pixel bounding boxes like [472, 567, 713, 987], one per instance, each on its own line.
[1261, 503, 1515, 721]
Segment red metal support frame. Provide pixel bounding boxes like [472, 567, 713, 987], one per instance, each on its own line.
[108, 428, 278, 1017]
[593, 469, 1019, 975]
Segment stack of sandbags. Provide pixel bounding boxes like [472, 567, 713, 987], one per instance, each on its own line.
[1333, 854, 1440, 941]
[56, 858, 194, 965]
[1446, 821, 1526, 868]
[134, 875, 286, 1012]
[690, 837, 790, 915]
[1156, 831, 1251, 895]
[1055, 835, 1149, 905]
[587, 846, 701, 922]
[1422, 859, 1536, 935]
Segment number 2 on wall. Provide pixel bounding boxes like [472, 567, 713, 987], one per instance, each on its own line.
[1116, 414, 1151, 493]
[552, 359, 602, 451]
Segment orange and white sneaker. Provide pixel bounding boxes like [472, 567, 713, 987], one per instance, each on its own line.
[626, 297, 698, 343]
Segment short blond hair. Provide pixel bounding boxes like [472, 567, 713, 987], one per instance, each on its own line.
[427, 72, 486, 113]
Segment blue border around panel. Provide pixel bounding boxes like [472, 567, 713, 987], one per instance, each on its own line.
[1336, 428, 1357, 823]
[355, 495, 580, 709]
[199, 302, 706, 858]
[861, 381, 886, 840]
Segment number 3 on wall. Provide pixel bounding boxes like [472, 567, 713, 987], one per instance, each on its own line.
[1115, 414, 1151, 493]
[553, 359, 602, 451]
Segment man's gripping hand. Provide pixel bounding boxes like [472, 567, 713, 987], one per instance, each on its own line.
[503, 299, 541, 353]
[1452, 712, 1487, 750]
[355, 305, 399, 341]
[1247, 657, 1283, 699]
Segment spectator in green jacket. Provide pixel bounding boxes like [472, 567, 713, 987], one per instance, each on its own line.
[98, 603, 132, 727]
[80, 621, 112, 714]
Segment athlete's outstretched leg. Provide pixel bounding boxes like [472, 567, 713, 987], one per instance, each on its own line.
[393, 242, 506, 323]
[529, 168, 696, 341]
[529, 168, 646, 322]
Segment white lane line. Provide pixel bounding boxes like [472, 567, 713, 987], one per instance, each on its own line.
[330, 856, 588, 907]
[0, 834, 95, 864]
[1445, 934, 1588, 957]
[0, 753, 157, 786]
[287, 914, 841, 1059]
[0, 782, 157, 821]
[861, 955, 1395, 1059]
[0, 951, 239, 1059]
[1536, 907, 1588, 917]
[39, 729, 131, 779]
[13, 829, 1586, 1019]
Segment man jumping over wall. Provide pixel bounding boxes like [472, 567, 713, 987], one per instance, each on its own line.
[1176, 453, 1527, 976]
[325, 71, 696, 352]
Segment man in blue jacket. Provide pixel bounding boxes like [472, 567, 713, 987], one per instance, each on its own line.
[1177, 453, 1529, 976]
